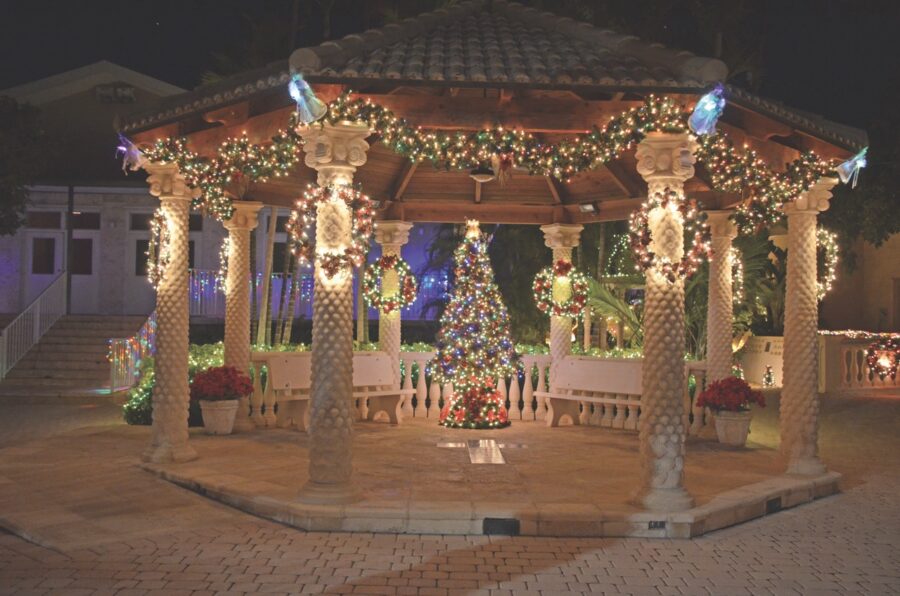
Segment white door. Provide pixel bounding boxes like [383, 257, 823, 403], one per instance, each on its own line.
[70, 230, 101, 313]
[22, 230, 64, 305]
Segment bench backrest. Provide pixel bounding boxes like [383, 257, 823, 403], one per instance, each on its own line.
[262, 351, 394, 392]
[554, 356, 643, 396]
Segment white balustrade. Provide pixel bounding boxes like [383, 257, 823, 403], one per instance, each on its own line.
[0, 273, 67, 380]
[840, 342, 898, 389]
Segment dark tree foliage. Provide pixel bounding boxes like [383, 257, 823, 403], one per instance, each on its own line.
[0, 97, 49, 236]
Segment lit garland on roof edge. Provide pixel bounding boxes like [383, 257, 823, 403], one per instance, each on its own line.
[127, 84, 861, 233]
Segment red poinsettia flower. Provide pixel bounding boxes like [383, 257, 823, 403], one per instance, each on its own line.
[190, 366, 253, 401]
[695, 376, 765, 412]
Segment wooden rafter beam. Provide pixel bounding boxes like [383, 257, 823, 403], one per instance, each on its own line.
[603, 160, 644, 198]
[391, 160, 418, 202]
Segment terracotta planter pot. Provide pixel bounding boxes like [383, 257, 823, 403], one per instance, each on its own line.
[714, 410, 752, 447]
[199, 399, 239, 435]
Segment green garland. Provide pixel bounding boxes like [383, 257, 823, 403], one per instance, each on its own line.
[133, 91, 841, 233]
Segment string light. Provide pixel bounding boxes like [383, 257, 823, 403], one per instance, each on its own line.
[216, 237, 231, 293]
[816, 227, 839, 301]
[628, 187, 712, 282]
[533, 260, 590, 320]
[866, 338, 899, 381]
[146, 208, 170, 290]
[285, 184, 374, 278]
[362, 254, 418, 314]
[730, 246, 745, 304]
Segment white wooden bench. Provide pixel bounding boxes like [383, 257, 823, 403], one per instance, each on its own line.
[259, 351, 414, 431]
[535, 356, 643, 428]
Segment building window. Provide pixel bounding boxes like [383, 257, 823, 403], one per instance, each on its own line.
[71, 238, 93, 275]
[275, 215, 291, 233]
[27, 211, 62, 229]
[189, 214, 203, 232]
[72, 212, 101, 230]
[272, 242, 291, 272]
[32, 238, 56, 274]
[130, 213, 152, 231]
[135, 239, 149, 276]
[135, 239, 195, 275]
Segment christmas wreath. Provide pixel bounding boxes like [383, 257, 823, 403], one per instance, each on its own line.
[628, 187, 711, 282]
[146, 207, 171, 290]
[533, 260, 590, 320]
[362, 254, 418, 314]
[866, 338, 899, 381]
[286, 184, 374, 278]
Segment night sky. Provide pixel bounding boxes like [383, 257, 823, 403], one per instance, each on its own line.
[2, 0, 898, 132]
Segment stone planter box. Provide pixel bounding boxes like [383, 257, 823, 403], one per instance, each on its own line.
[199, 400, 239, 435]
[714, 410, 752, 447]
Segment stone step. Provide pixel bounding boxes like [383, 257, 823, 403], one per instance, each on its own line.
[5, 367, 110, 381]
[12, 357, 109, 371]
[0, 378, 111, 391]
[18, 349, 109, 362]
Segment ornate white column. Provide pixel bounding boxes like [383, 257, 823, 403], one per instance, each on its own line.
[781, 177, 837, 475]
[705, 211, 737, 383]
[142, 162, 200, 464]
[539, 223, 583, 402]
[298, 121, 370, 504]
[223, 200, 264, 432]
[374, 221, 413, 394]
[634, 132, 697, 512]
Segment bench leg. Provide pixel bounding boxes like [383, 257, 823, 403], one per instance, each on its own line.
[546, 398, 581, 427]
[365, 396, 402, 425]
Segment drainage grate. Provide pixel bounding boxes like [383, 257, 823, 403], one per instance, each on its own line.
[766, 497, 783, 514]
[483, 518, 520, 535]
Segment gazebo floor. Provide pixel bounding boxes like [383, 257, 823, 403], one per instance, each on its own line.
[142, 417, 840, 538]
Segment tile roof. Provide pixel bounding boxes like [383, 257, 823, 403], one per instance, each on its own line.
[292, 0, 726, 87]
[121, 0, 865, 151]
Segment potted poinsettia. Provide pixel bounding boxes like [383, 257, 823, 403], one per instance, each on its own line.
[695, 376, 765, 447]
[191, 366, 253, 435]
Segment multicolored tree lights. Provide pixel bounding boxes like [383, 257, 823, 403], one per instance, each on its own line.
[433, 220, 516, 429]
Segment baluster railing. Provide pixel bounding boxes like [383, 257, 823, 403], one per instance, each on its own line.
[1, 273, 67, 380]
[108, 311, 157, 391]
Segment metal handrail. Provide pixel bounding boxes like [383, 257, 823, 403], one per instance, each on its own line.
[0, 272, 68, 379]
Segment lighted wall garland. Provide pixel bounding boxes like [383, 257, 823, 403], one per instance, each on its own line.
[866, 338, 899, 381]
[145, 208, 171, 290]
[628, 188, 712, 282]
[533, 260, 590, 320]
[285, 184, 374, 278]
[362, 254, 418, 314]
[816, 227, 839, 301]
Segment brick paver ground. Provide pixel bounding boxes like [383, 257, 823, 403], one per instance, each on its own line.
[0, 393, 898, 595]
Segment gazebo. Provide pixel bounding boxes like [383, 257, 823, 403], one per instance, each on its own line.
[121, 0, 865, 534]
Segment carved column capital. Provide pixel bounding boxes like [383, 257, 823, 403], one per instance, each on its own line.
[374, 220, 414, 252]
[705, 210, 737, 240]
[784, 177, 838, 216]
[143, 161, 200, 202]
[299, 121, 371, 187]
[223, 200, 264, 232]
[636, 132, 698, 193]
[540, 223, 584, 252]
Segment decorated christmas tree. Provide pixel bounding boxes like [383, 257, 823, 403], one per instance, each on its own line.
[434, 220, 516, 429]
